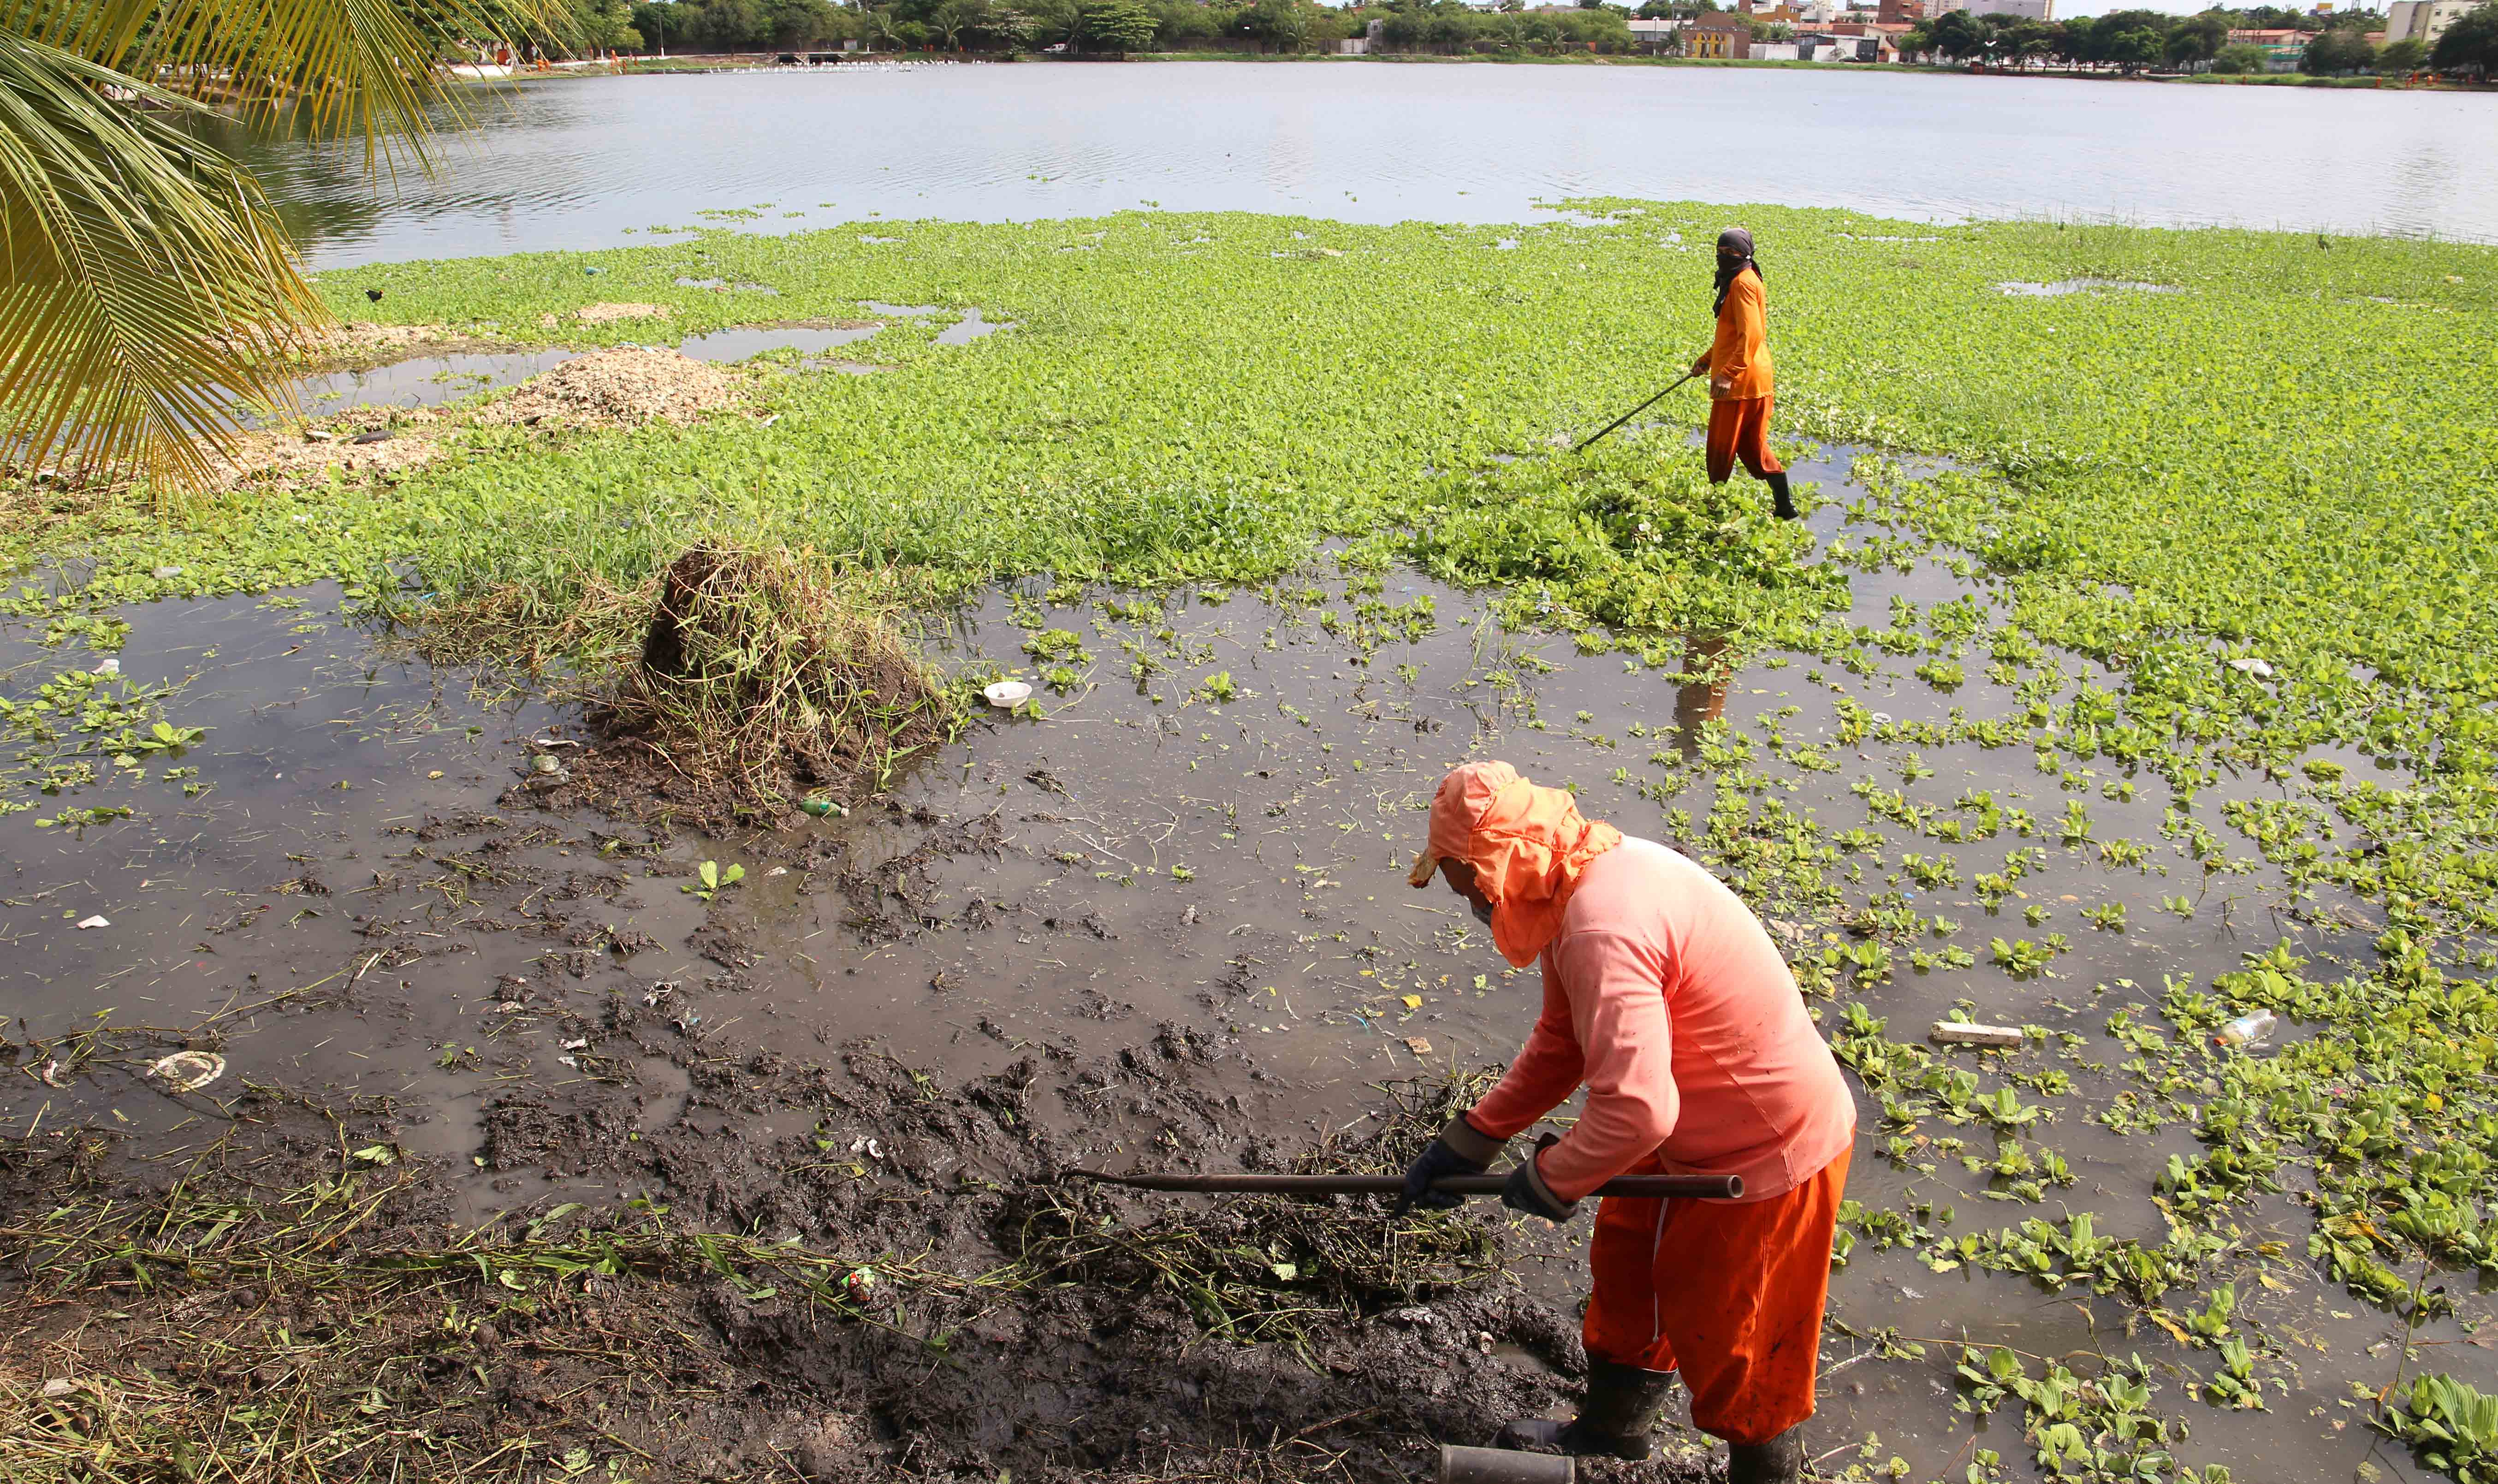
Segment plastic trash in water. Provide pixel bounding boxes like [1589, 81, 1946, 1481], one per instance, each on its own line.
[799, 796, 846, 817]
[2214, 1010, 2278, 1048]
[983, 680, 1032, 709]
[148, 1050, 227, 1092]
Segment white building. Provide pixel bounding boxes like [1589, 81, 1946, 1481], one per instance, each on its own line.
[2386, 0, 2474, 42]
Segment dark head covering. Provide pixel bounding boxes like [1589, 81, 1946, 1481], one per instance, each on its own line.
[1713, 227, 1761, 317]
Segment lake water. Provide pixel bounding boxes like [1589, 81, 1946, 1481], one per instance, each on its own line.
[223, 62, 2498, 267]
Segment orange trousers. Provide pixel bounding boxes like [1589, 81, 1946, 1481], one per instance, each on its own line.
[1581, 1147, 1848, 1446]
[1704, 395, 1784, 484]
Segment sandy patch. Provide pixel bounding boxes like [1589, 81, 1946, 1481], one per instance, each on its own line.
[475, 347, 741, 429]
[204, 406, 446, 491]
[575, 302, 674, 324]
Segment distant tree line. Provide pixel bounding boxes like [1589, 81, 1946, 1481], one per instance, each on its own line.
[528, 0, 2496, 71]
[1900, 1, 2497, 77]
[587, 0, 1650, 56]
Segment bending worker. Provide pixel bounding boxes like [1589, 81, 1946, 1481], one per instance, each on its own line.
[1401, 760, 1855, 1484]
[1687, 227, 1798, 522]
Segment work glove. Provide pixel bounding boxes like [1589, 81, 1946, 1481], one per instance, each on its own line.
[1501, 1134, 1582, 1224]
[1398, 1113, 1504, 1212]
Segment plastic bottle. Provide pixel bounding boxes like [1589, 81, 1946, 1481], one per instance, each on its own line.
[2214, 1010, 2278, 1048]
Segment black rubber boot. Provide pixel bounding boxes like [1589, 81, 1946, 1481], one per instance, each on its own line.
[1727, 1425, 1806, 1484]
[1496, 1360, 1679, 1460]
[1766, 471, 1798, 522]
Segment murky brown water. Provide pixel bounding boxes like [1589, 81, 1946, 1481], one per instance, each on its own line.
[0, 444, 2472, 1481]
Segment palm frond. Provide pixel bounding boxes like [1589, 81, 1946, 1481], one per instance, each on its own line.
[0, 33, 320, 489]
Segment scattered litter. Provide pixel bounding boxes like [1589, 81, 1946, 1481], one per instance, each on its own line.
[528, 736, 581, 749]
[76, 915, 109, 929]
[562, 1038, 590, 1051]
[40, 1379, 78, 1400]
[2227, 657, 2275, 679]
[153, 566, 183, 579]
[303, 427, 337, 443]
[984, 680, 1033, 709]
[2214, 1009, 2278, 1048]
[849, 1136, 884, 1160]
[766, 866, 789, 877]
[496, 1000, 524, 1014]
[95, 659, 118, 676]
[1404, 1037, 1434, 1056]
[34, 1060, 67, 1087]
[1868, 711, 1893, 724]
[843, 1267, 877, 1301]
[799, 796, 847, 817]
[531, 754, 564, 774]
[146, 1050, 227, 1092]
[1930, 1021, 2024, 1048]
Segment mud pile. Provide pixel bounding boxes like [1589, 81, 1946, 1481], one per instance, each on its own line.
[477, 346, 740, 428]
[202, 404, 448, 490]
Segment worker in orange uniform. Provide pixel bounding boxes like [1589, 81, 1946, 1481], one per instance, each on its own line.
[1686, 227, 1797, 521]
[1400, 761, 1855, 1484]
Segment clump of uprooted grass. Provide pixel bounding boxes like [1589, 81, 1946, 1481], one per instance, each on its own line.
[1011, 1072, 1509, 1357]
[611, 543, 958, 801]
[431, 540, 959, 806]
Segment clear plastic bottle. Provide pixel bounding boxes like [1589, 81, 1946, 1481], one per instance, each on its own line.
[2214, 1010, 2278, 1048]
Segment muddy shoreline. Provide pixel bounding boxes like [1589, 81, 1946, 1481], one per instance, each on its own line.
[5, 446, 2487, 1484]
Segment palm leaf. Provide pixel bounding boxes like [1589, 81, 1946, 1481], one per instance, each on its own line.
[0, 0, 570, 489]
[0, 34, 318, 490]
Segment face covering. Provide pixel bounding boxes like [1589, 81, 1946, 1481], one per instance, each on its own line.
[1713, 226, 1760, 317]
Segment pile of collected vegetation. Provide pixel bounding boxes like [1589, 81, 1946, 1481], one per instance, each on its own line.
[478, 346, 739, 428]
[594, 543, 958, 804]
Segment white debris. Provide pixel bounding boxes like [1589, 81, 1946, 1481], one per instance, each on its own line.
[147, 1050, 227, 1092]
[2227, 657, 2274, 679]
[76, 915, 109, 929]
[983, 680, 1033, 709]
[153, 566, 184, 579]
[95, 659, 119, 676]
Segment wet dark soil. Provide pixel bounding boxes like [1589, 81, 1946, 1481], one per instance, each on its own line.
[2, 445, 2481, 1484]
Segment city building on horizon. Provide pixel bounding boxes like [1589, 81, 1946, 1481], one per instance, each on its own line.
[2385, 0, 2475, 42]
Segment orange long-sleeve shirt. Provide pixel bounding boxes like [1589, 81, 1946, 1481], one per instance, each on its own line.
[1466, 837, 1856, 1204]
[1707, 268, 1774, 403]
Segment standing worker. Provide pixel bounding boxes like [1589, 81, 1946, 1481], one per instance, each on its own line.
[1401, 761, 1855, 1484]
[1687, 228, 1798, 522]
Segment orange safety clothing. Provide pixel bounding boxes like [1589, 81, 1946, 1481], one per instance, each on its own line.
[1706, 267, 1774, 402]
[1705, 395, 1784, 484]
[1463, 836, 1856, 1204]
[1582, 1146, 1851, 1446]
[1407, 760, 1623, 969]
